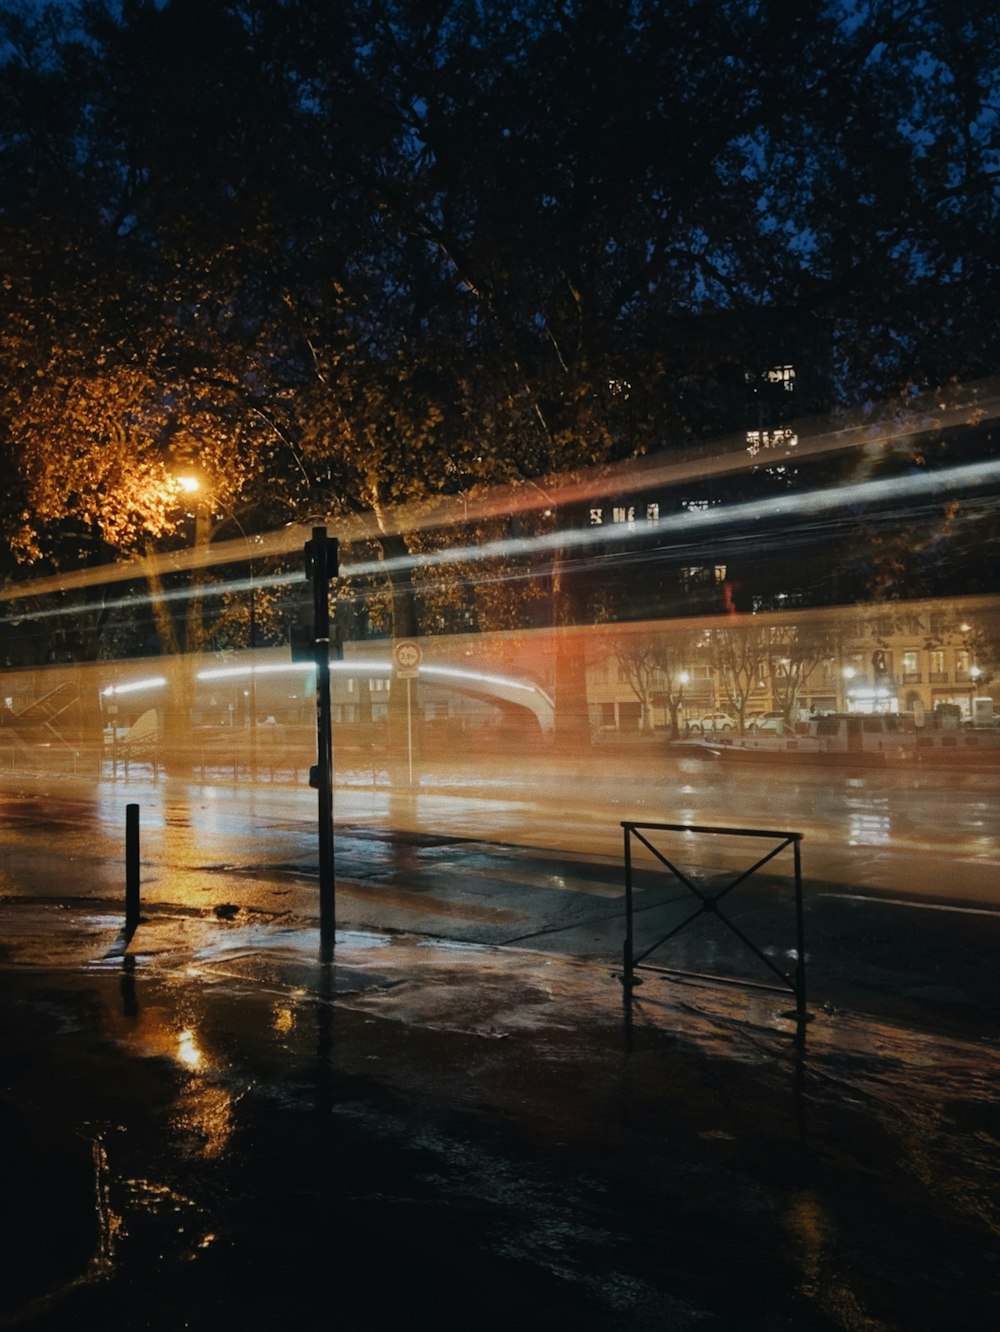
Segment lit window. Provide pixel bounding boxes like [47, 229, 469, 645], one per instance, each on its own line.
[764, 364, 796, 389]
[747, 426, 799, 456]
[680, 566, 712, 588]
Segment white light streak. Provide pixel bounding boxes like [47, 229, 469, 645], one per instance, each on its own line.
[419, 664, 541, 694]
[101, 676, 167, 696]
[4, 445, 1000, 622]
[193, 659, 546, 697]
[342, 455, 1000, 583]
[197, 663, 315, 682]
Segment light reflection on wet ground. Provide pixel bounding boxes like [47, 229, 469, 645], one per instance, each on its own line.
[2, 771, 999, 1039]
[2, 754, 999, 1324]
[4, 754, 1000, 909]
[0, 926, 998, 1330]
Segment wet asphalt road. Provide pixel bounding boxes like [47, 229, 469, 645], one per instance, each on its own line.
[1, 926, 999, 1331]
[1, 749, 999, 1035]
[2, 749, 999, 1330]
[1, 751, 1000, 1028]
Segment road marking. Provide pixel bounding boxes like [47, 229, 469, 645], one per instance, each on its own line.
[820, 892, 1000, 917]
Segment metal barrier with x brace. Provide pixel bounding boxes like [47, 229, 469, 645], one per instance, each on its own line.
[621, 821, 808, 1043]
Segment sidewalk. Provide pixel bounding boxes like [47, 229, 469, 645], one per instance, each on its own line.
[1, 899, 998, 1331]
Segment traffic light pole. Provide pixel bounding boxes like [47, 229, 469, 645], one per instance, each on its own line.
[305, 526, 338, 955]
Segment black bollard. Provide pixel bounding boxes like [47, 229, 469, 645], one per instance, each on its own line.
[125, 802, 140, 938]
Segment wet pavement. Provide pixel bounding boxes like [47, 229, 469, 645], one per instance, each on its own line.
[1, 897, 998, 1331]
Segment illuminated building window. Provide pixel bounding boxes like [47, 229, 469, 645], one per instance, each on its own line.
[680, 566, 726, 589]
[746, 426, 799, 457]
[764, 364, 796, 389]
[591, 502, 660, 525]
[901, 651, 920, 682]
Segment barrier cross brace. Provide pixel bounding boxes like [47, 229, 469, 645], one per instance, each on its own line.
[621, 821, 807, 1046]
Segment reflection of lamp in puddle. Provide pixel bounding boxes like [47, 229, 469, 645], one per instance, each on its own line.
[272, 1006, 295, 1036]
[177, 1028, 203, 1069]
[174, 1027, 234, 1157]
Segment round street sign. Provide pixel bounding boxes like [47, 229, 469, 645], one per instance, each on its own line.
[393, 640, 422, 674]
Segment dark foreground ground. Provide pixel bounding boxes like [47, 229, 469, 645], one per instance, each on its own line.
[1, 904, 998, 1331]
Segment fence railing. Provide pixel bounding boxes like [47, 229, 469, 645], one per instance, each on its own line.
[621, 821, 807, 1046]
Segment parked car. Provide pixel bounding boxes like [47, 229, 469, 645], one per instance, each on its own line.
[690, 712, 737, 733]
[747, 711, 786, 734]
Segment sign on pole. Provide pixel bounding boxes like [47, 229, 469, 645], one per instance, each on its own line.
[393, 639, 422, 677]
[393, 641, 422, 784]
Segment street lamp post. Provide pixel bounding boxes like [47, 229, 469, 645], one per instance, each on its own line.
[176, 475, 259, 772]
[217, 510, 259, 773]
[673, 669, 689, 738]
[970, 664, 983, 720]
[842, 665, 856, 713]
